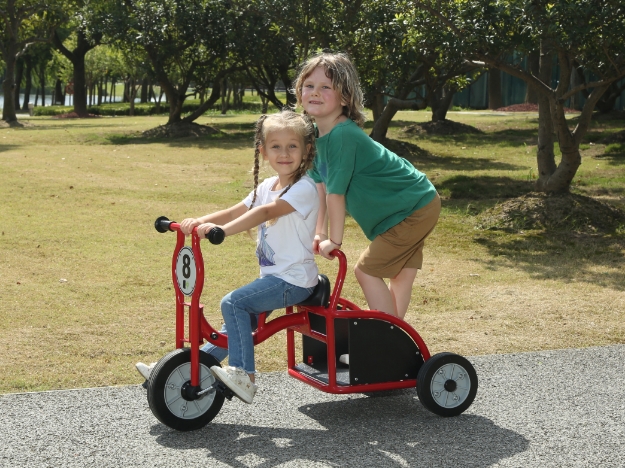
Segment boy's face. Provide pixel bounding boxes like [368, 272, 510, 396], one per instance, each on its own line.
[301, 67, 346, 122]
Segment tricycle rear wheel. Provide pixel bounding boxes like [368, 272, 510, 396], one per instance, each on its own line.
[147, 348, 225, 431]
[416, 352, 477, 417]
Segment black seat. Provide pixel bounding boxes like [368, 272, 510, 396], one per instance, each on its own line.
[297, 274, 331, 307]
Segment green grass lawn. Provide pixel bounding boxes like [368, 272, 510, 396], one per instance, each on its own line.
[0, 109, 623, 393]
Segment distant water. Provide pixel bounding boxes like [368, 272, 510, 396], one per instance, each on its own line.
[0, 93, 54, 108]
[0, 93, 141, 109]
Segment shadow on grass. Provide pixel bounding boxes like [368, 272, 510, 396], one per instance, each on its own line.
[385, 139, 526, 173]
[436, 175, 535, 200]
[473, 231, 625, 291]
[595, 143, 625, 166]
[0, 144, 21, 153]
[107, 129, 255, 149]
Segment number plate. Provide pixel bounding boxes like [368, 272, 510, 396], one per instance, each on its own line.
[175, 247, 196, 296]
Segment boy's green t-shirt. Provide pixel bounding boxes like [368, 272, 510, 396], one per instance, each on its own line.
[308, 119, 437, 241]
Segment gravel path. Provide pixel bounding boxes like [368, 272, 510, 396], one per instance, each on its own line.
[1, 345, 623, 467]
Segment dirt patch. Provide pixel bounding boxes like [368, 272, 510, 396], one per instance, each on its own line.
[0, 119, 34, 128]
[476, 192, 625, 234]
[142, 122, 221, 139]
[494, 103, 580, 114]
[53, 112, 100, 119]
[402, 119, 482, 136]
[383, 138, 435, 162]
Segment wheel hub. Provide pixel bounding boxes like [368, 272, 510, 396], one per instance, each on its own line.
[163, 362, 218, 419]
[430, 363, 472, 408]
[181, 381, 200, 401]
[444, 379, 457, 392]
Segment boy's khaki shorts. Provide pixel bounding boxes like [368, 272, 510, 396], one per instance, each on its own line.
[356, 193, 441, 279]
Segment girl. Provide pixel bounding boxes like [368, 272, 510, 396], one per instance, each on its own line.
[138, 110, 319, 404]
[294, 52, 441, 320]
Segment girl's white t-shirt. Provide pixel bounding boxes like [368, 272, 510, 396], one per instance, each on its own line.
[243, 175, 319, 288]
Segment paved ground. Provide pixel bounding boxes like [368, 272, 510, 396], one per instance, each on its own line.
[1, 345, 623, 467]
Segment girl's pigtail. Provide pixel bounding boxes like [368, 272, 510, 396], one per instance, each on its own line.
[249, 114, 268, 211]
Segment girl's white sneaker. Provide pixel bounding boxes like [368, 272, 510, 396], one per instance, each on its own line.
[210, 366, 257, 404]
[135, 362, 156, 380]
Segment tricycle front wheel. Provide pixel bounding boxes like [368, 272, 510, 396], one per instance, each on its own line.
[147, 348, 225, 431]
[416, 352, 477, 417]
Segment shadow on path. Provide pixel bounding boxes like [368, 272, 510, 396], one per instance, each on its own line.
[152, 393, 528, 467]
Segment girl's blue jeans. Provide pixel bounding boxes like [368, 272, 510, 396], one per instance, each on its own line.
[202, 275, 314, 374]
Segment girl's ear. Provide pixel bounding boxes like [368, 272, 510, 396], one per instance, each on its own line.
[259, 145, 268, 161]
[306, 143, 312, 156]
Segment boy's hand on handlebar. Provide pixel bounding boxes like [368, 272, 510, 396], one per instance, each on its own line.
[196, 223, 218, 239]
[318, 239, 337, 260]
[312, 233, 328, 254]
[180, 218, 201, 236]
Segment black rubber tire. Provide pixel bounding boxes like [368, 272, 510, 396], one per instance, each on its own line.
[147, 348, 225, 431]
[416, 352, 478, 417]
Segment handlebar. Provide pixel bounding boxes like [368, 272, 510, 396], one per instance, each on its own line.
[155, 214, 346, 310]
[155, 216, 342, 258]
[154, 216, 224, 244]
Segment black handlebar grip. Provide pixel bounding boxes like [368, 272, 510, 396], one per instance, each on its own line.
[155, 216, 175, 233]
[207, 227, 225, 244]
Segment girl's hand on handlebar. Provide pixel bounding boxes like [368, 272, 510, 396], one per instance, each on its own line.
[196, 223, 218, 239]
[317, 239, 337, 260]
[180, 218, 201, 236]
[312, 233, 328, 254]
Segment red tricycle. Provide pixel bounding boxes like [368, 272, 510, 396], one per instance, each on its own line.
[147, 216, 478, 431]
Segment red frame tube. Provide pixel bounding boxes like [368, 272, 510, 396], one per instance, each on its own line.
[165, 222, 431, 393]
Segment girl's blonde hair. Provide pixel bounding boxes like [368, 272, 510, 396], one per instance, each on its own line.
[249, 109, 317, 212]
[293, 51, 367, 128]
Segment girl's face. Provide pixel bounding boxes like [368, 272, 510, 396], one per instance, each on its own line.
[260, 128, 309, 182]
[301, 67, 345, 122]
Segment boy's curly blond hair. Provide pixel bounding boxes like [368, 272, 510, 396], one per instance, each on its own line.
[293, 52, 367, 128]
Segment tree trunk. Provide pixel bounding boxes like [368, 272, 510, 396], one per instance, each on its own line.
[488, 68, 503, 110]
[140, 77, 148, 103]
[568, 67, 580, 110]
[181, 77, 224, 122]
[533, 47, 612, 194]
[430, 87, 456, 122]
[54, 79, 65, 105]
[595, 81, 625, 114]
[156, 89, 163, 113]
[14, 58, 24, 111]
[535, 44, 557, 192]
[122, 81, 129, 103]
[128, 78, 137, 116]
[370, 99, 400, 142]
[97, 78, 103, 105]
[40, 68, 45, 107]
[370, 92, 385, 122]
[22, 56, 33, 110]
[53, 30, 98, 117]
[2, 54, 18, 122]
[221, 78, 228, 114]
[371, 91, 425, 141]
[525, 50, 540, 105]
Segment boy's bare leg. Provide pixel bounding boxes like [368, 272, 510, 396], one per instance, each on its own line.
[354, 266, 397, 316]
[389, 267, 418, 320]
